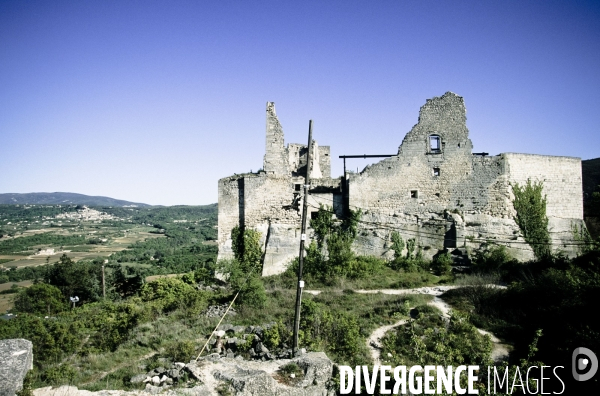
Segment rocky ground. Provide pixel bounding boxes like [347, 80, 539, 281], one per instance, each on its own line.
[33, 352, 335, 396]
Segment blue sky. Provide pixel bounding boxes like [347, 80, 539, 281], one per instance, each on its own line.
[1, 0, 599, 205]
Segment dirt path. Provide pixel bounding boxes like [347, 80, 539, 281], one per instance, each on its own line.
[307, 285, 510, 365]
[367, 319, 408, 366]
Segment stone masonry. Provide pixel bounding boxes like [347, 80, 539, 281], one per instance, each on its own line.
[218, 93, 585, 275]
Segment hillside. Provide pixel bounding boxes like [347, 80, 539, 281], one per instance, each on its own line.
[0, 192, 150, 207]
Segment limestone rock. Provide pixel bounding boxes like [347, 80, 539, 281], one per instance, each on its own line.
[129, 374, 148, 384]
[0, 339, 33, 396]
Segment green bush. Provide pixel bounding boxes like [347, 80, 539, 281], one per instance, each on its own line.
[138, 277, 196, 311]
[43, 364, 77, 385]
[390, 232, 404, 260]
[14, 283, 68, 315]
[381, 307, 492, 367]
[45, 254, 103, 303]
[263, 321, 290, 350]
[431, 250, 453, 276]
[511, 179, 550, 259]
[236, 274, 266, 309]
[298, 299, 363, 364]
[165, 340, 196, 362]
[473, 243, 516, 272]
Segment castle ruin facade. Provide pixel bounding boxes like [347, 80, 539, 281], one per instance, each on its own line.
[218, 93, 585, 275]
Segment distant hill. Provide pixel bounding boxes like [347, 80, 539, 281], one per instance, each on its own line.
[0, 192, 150, 207]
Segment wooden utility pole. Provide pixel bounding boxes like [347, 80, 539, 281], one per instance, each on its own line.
[292, 120, 313, 355]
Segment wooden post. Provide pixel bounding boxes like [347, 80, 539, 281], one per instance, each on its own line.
[292, 119, 313, 355]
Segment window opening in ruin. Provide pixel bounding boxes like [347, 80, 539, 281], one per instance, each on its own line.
[295, 184, 301, 191]
[310, 211, 318, 220]
[411, 190, 418, 199]
[429, 135, 441, 153]
[433, 167, 440, 176]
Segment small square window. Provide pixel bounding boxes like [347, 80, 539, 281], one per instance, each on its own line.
[295, 184, 301, 191]
[411, 190, 418, 199]
[310, 211, 318, 219]
[433, 167, 440, 176]
[429, 135, 441, 152]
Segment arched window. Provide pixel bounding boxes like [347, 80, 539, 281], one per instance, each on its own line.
[429, 135, 441, 153]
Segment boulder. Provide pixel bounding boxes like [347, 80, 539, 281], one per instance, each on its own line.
[0, 339, 33, 396]
[211, 352, 334, 395]
[129, 374, 148, 384]
[232, 325, 245, 334]
[167, 368, 180, 379]
[255, 342, 269, 354]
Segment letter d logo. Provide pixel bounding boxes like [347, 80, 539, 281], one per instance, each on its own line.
[572, 347, 598, 381]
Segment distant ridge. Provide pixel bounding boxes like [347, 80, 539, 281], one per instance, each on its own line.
[0, 192, 150, 207]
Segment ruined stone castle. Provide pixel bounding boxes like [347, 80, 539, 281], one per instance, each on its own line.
[218, 93, 585, 276]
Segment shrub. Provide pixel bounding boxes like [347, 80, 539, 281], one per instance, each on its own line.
[165, 340, 196, 363]
[431, 250, 453, 276]
[381, 308, 492, 368]
[511, 179, 550, 259]
[138, 277, 196, 311]
[43, 364, 77, 385]
[390, 232, 405, 260]
[14, 283, 68, 315]
[473, 243, 516, 272]
[236, 274, 266, 309]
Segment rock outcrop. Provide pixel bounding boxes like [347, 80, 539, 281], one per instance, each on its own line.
[33, 352, 335, 396]
[0, 339, 33, 396]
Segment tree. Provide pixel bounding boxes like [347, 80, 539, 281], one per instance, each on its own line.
[305, 205, 363, 279]
[229, 226, 266, 308]
[14, 283, 68, 315]
[231, 226, 262, 272]
[511, 180, 550, 259]
[390, 232, 405, 260]
[45, 254, 102, 303]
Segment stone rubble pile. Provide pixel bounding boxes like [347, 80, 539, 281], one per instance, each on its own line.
[196, 283, 227, 292]
[129, 362, 189, 392]
[207, 323, 303, 361]
[202, 304, 237, 318]
[129, 322, 305, 392]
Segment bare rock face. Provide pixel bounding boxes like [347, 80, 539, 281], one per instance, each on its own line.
[185, 352, 334, 396]
[0, 339, 33, 396]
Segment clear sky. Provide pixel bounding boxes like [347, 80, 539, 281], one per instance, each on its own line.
[1, 0, 599, 205]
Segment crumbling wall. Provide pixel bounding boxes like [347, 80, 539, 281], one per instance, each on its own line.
[348, 92, 582, 261]
[263, 102, 289, 175]
[219, 93, 585, 274]
[219, 103, 335, 276]
[217, 176, 243, 262]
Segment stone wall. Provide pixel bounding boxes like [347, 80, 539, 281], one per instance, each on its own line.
[348, 92, 583, 260]
[218, 93, 586, 274]
[218, 103, 336, 276]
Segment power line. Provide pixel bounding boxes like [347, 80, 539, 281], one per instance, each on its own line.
[303, 199, 592, 248]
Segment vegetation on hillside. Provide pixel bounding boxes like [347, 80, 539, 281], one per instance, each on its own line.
[1, 202, 600, 394]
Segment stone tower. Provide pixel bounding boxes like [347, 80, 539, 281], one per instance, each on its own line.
[263, 102, 289, 175]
